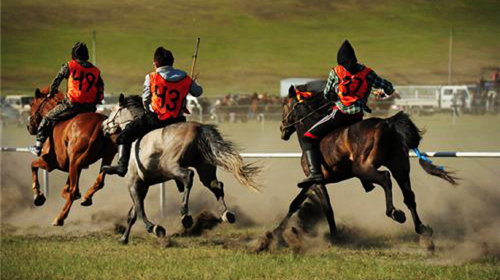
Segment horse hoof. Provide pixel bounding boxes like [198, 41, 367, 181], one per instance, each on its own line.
[418, 224, 433, 237]
[33, 194, 46, 206]
[222, 211, 236, 224]
[52, 218, 64, 226]
[181, 215, 193, 228]
[391, 209, 406, 224]
[119, 237, 129, 245]
[153, 225, 166, 238]
[80, 198, 93, 207]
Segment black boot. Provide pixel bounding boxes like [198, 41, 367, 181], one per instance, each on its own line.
[103, 144, 130, 177]
[297, 149, 324, 188]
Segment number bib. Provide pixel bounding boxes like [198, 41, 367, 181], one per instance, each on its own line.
[334, 65, 372, 106]
[67, 60, 101, 104]
[150, 72, 192, 120]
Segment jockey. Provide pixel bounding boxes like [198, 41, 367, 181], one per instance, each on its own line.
[30, 42, 104, 156]
[297, 40, 395, 188]
[103, 47, 203, 177]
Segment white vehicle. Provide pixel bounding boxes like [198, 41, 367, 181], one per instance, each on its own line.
[5, 95, 33, 112]
[393, 85, 472, 115]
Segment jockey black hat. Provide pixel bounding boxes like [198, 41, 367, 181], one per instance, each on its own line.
[71, 42, 89, 61]
[337, 40, 358, 73]
[154, 47, 174, 67]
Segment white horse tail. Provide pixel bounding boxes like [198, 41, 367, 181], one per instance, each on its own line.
[196, 124, 261, 192]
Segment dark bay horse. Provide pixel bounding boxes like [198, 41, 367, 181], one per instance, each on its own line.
[274, 85, 457, 241]
[102, 94, 261, 244]
[27, 88, 117, 226]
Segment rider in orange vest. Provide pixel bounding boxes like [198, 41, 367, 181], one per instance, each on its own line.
[103, 47, 203, 177]
[30, 42, 104, 156]
[298, 40, 395, 188]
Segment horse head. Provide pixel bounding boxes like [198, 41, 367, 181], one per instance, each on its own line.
[280, 84, 333, 141]
[280, 86, 299, 140]
[27, 87, 64, 135]
[102, 93, 145, 137]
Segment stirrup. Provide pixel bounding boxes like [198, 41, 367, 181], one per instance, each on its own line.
[297, 175, 324, 188]
[103, 165, 127, 177]
[29, 145, 42, 157]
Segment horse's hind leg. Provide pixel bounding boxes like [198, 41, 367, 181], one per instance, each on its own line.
[129, 179, 165, 238]
[358, 167, 406, 224]
[81, 151, 115, 206]
[388, 160, 432, 236]
[170, 167, 195, 228]
[31, 159, 49, 206]
[53, 160, 82, 226]
[196, 162, 234, 223]
[119, 206, 137, 245]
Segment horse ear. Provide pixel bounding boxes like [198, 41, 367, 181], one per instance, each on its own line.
[119, 93, 125, 106]
[35, 88, 42, 98]
[288, 85, 296, 98]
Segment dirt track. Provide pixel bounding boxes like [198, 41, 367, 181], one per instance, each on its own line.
[1, 114, 500, 260]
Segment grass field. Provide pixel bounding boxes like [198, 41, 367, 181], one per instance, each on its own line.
[1, 228, 499, 280]
[2, 0, 500, 96]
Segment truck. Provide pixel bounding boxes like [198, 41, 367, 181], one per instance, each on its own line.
[393, 85, 473, 116]
[2, 95, 34, 125]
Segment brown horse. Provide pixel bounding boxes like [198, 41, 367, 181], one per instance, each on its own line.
[274, 85, 457, 242]
[26, 87, 117, 226]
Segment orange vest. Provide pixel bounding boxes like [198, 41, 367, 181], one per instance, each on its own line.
[67, 60, 102, 104]
[150, 72, 192, 120]
[334, 65, 372, 106]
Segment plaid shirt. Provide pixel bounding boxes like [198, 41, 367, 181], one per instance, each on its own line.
[323, 64, 394, 114]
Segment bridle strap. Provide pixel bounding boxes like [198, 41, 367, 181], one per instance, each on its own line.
[282, 102, 331, 129]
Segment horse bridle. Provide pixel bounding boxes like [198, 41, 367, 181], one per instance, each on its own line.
[30, 96, 52, 124]
[281, 100, 331, 130]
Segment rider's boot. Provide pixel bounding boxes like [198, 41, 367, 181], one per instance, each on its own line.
[102, 144, 130, 177]
[297, 148, 324, 188]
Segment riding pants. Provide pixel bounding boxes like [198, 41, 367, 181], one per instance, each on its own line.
[36, 99, 97, 142]
[302, 107, 363, 150]
[116, 111, 186, 145]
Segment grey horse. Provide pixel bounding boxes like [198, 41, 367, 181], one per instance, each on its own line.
[102, 94, 261, 244]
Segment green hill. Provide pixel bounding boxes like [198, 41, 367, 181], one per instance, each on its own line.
[2, 0, 499, 97]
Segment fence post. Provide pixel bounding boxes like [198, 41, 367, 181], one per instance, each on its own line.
[160, 182, 166, 219]
[43, 170, 49, 197]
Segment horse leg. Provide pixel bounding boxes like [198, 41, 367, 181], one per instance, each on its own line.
[272, 187, 310, 246]
[53, 161, 82, 226]
[119, 206, 137, 245]
[81, 152, 115, 206]
[311, 184, 338, 240]
[174, 168, 195, 228]
[31, 159, 48, 206]
[196, 163, 234, 223]
[392, 171, 432, 236]
[359, 168, 406, 224]
[129, 179, 165, 238]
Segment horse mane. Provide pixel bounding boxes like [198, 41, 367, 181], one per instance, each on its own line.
[122, 95, 146, 118]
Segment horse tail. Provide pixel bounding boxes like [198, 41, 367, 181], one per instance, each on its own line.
[196, 124, 262, 192]
[384, 111, 458, 185]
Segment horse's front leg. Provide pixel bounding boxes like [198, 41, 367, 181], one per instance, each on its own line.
[129, 179, 165, 239]
[53, 162, 82, 226]
[31, 159, 48, 206]
[311, 184, 338, 240]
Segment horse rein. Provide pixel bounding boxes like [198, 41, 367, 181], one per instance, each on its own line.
[282, 101, 331, 129]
